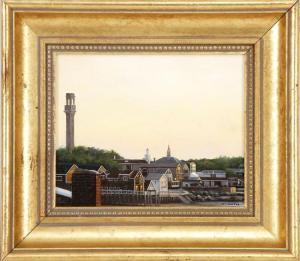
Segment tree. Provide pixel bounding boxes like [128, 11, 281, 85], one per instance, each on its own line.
[188, 156, 244, 172]
[56, 146, 123, 175]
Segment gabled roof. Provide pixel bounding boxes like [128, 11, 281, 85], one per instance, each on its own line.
[97, 165, 107, 174]
[66, 164, 79, 184]
[144, 180, 151, 188]
[164, 168, 173, 174]
[129, 169, 143, 178]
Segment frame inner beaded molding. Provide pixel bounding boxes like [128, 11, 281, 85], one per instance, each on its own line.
[45, 44, 255, 217]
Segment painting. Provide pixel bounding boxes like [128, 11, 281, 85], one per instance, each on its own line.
[2, 1, 299, 259]
[55, 51, 245, 207]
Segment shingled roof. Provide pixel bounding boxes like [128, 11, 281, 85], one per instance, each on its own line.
[145, 172, 165, 180]
[155, 156, 181, 165]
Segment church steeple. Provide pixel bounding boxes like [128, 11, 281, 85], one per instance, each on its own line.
[167, 145, 171, 157]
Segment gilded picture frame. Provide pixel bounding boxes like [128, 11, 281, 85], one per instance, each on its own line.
[1, 0, 299, 260]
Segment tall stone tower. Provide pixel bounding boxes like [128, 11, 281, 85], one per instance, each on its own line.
[64, 93, 76, 150]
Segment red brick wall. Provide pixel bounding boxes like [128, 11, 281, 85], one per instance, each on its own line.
[95, 174, 101, 206]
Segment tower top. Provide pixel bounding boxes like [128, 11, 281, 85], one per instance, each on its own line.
[65, 93, 76, 107]
[65, 92, 76, 150]
[144, 148, 151, 164]
[66, 93, 75, 99]
[167, 145, 171, 157]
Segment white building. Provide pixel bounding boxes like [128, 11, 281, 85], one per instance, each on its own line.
[182, 171, 201, 188]
[197, 170, 226, 179]
[145, 172, 168, 193]
[197, 170, 228, 188]
[143, 148, 152, 164]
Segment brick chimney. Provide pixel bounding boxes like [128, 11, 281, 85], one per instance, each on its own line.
[71, 168, 101, 206]
[95, 175, 101, 206]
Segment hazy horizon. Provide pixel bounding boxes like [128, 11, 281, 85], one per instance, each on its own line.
[55, 54, 244, 159]
[56, 145, 243, 161]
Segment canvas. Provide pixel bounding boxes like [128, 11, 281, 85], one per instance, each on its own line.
[54, 53, 245, 208]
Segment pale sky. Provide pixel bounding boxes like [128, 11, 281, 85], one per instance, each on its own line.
[55, 53, 244, 160]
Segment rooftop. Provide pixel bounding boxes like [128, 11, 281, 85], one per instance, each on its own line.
[155, 156, 181, 165]
[145, 172, 165, 180]
[199, 170, 226, 173]
[117, 159, 148, 164]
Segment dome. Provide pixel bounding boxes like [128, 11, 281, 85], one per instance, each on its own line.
[155, 156, 181, 165]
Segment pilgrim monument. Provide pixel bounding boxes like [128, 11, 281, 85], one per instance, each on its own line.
[64, 93, 76, 150]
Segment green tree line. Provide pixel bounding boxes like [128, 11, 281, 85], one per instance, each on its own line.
[56, 146, 243, 176]
[56, 146, 122, 174]
[189, 156, 244, 173]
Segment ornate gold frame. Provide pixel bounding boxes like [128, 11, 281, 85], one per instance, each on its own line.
[1, 0, 299, 260]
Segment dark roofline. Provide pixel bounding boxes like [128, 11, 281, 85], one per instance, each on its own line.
[201, 177, 228, 180]
[200, 170, 226, 172]
[139, 164, 178, 168]
[73, 168, 99, 175]
[117, 159, 148, 163]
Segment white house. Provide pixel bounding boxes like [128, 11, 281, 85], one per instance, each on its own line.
[164, 168, 173, 182]
[145, 172, 168, 193]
